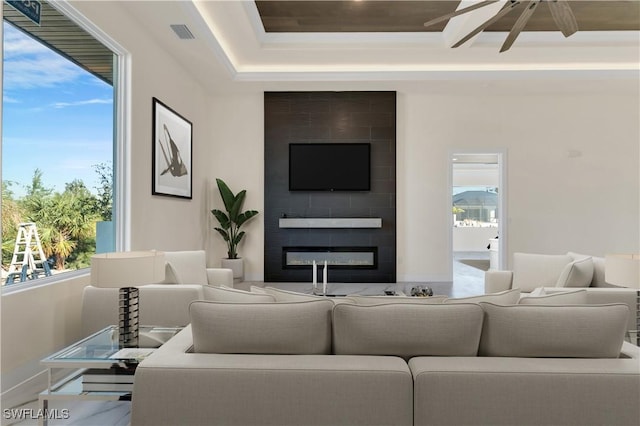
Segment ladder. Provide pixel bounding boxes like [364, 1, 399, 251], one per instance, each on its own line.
[6, 223, 51, 284]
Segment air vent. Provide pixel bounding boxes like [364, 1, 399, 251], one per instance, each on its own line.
[170, 24, 195, 40]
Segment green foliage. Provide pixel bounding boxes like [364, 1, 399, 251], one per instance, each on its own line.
[211, 178, 258, 259]
[93, 163, 113, 221]
[1, 166, 113, 273]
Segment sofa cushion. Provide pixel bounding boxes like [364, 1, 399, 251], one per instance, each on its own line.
[511, 253, 573, 292]
[190, 300, 334, 354]
[478, 302, 629, 358]
[333, 303, 484, 359]
[202, 286, 276, 303]
[263, 287, 325, 302]
[556, 257, 594, 288]
[518, 288, 588, 305]
[250, 285, 269, 294]
[444, 288, 520, 305]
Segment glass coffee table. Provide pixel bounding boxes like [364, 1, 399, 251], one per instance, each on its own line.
[38, 325, 182, 426]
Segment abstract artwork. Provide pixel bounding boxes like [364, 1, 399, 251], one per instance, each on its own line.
[152, 97, 192, 199]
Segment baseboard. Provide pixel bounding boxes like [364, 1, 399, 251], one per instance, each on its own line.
[1, 370, 47, 411]
[1, 368, 68, 411]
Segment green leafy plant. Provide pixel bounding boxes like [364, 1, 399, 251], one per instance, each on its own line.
[211, 178, 259, 259]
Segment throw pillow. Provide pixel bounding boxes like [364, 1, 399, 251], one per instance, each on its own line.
[478, 302, 628, 358]
[190, 300, 334, 354]
[511, 253, 573, 292]
[568, 252, 606, 287]
[333, 303, 484, 359]
[444, 288, 520, 305]
[203, 285, 276, 303]
[157, 262, 181, 284]
[518, 289, 587, 305]
[556, 257, 594, 287]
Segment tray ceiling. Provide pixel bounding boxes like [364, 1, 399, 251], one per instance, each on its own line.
[255, 1, 640, 33]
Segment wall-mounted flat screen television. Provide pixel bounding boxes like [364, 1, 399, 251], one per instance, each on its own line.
[289, 143, 371, 191]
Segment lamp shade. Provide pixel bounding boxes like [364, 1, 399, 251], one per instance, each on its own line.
[90, 250, 165, 288]
[605, 254, 640, 289]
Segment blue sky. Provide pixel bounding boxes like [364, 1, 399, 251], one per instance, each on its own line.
[2, 21, 113, 197]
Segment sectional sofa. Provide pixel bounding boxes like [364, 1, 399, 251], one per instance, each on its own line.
[485, 251, 639, 332]
[131, 299, 640, 426]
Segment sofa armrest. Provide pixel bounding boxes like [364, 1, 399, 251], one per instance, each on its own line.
[206, 268, 233, 287]
[81, 285, 203, 336]
[484, 270, 513, 294]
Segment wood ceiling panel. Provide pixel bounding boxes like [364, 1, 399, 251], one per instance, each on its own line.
[255, 1, 640, 33]
[3, 2, 113, 84]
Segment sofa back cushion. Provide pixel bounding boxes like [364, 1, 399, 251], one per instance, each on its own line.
[511, 253, 573, 292]
[444, 288, 520, 305]
[479, 302, 628, 358]
[348, 295, 446, 305]
[262, 287, 325, 302]
[190, 300, 333, 354]
[203, 285, 276, 303]
[333, 303, 484, 359]
[163, 250, 208, 285]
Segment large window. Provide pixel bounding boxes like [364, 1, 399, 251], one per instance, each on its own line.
[2, 2, 119, 286]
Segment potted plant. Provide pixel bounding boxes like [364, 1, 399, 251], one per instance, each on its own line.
[211, 178, 258, 282]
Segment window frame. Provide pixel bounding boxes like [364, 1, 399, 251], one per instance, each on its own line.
[1, 2, 131, 294]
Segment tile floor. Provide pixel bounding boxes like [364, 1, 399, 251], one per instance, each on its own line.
[6, 253, 488, 426]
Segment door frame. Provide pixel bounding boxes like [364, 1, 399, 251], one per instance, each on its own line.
[448, 149, 508, 280]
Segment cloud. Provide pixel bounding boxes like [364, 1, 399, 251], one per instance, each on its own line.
[2, 23, 85, 89]
[3, 95, 20, 103]
[52, 99, 113, 109]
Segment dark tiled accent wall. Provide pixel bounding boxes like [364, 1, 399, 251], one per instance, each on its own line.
[264, 92, 396, 283]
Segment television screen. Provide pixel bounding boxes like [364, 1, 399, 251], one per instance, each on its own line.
[289, 143, 371, 191]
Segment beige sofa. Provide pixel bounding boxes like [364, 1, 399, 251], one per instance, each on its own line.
[82, 250, 233, 335]
[131, 300, 640, 426]
[485, 252, 638, 333]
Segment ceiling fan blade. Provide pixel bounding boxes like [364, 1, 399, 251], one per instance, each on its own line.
[423, 0, 500, 28]
[547, 0, 578, 37]
[500, 0, 541, 53]
[452, 1, 522, 48]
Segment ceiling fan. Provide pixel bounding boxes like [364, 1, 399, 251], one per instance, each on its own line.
[424, 0, 579, 52]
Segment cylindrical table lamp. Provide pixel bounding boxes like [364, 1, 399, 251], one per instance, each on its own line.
[90, 251, 165, 347]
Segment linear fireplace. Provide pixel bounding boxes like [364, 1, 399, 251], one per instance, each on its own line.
[283, 247, 377, 270]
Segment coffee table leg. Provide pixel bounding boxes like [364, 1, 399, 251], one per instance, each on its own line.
[39, 397, 48, 426]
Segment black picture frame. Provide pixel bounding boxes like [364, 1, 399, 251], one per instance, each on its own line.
[152, 97, 193, 199]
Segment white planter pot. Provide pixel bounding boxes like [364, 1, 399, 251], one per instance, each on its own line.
[221, 258, 244, 284]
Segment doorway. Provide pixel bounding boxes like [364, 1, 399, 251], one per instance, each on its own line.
[449, 151, 507, 292]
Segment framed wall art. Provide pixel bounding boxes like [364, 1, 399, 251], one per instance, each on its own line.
[152, 97, 193, 199]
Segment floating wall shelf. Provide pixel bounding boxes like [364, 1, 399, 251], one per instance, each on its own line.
[278, 218, 382, 229]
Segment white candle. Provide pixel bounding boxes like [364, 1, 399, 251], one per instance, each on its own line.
[323, 260, 328, 294]
[312, 261, 317, 288]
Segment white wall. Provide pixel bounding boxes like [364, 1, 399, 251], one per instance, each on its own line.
[1, 0, 638, 403]
[1, 274, 89, 397]
[66, 1, 213, 254]
[205, 93, 264, 276]
[1, 0, 214, 401]
[210, 87, 639, 281]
